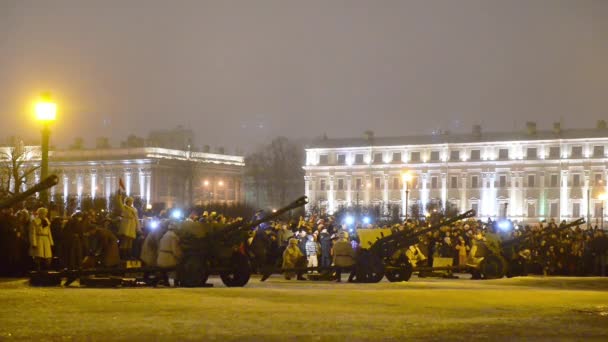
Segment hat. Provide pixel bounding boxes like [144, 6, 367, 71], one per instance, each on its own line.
[289, 238, 299, 245]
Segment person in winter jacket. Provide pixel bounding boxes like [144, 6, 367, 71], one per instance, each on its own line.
[117, 194, 140, 259]
[157, 223, 182, 268]
[140, 222, 168, 267]
[282, 238, 306, 280]
[331, 232, 355, 282]
[29, 207, 54, 270]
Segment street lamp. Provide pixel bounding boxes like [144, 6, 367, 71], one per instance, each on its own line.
[401, 172, 412, 219]
[598, 193, 607, 230]
[35, 94, 57, 206]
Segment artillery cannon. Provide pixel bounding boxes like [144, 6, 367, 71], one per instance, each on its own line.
[30, 195, 308, 288]
[0, 175, 59, 209]
[471, 217, 586, 279]
[176, 196, 308, 287]
[355, 209, 477, 283]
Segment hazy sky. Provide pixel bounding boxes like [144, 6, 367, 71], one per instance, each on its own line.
[1, 0, 607, 152]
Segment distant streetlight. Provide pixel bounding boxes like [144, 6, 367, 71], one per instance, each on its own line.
[35, 93, 57, 205]
[203, 180, 210, 187]
[401, 172, 412, 219]
[218, 180, 224, 186]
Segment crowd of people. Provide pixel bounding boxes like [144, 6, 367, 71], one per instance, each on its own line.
[1, 196, 608, 281]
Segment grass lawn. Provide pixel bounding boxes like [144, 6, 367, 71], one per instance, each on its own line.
[0, 276, 607, 341]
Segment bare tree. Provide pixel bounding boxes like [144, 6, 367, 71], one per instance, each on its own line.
[0, 140, 40, 196]
[245, 137, 304, 209]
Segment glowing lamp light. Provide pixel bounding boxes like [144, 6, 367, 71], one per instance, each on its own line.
[401, 172, 412, 183]
[171, 209, 183, 219]
[35, 100, 57, 122]
[146, 203, 152, 210]
[272, 209, 277, 213]
[362, 216, 371, 225]
[218, 180, 224, 186]
[344, 215, 355, 225]
[497, 220, 512, 231]
[149, 220, 159, 230]
[599, 193, 608, 201]
[203, 180, 210, 187]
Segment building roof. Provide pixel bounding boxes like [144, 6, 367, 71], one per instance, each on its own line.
[307, 128, 608, 149]
[0, 146, 245, 166]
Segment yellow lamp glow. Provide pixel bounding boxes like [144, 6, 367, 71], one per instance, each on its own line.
[218, 180, 224, 186]
[35, 100, 57, 122]
[599, 193, 608, 201]
[401, 172, 412, 183]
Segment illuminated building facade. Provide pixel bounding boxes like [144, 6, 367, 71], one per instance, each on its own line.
[304, 123, 608, 224]
[0, 146, 244, 208]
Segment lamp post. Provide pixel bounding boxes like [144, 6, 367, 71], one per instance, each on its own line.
[35, 94, 57, 206]
[401, 172, 412, 219]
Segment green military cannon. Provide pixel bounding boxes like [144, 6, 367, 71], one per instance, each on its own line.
[470, 217, 586, 279]
[169, 195, 309, 287]
[355, 209, 477, 283]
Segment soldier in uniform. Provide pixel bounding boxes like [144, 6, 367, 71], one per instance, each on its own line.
[116, 194, 140, 259]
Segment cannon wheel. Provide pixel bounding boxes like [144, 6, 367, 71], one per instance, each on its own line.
[220, 253, 251, 287]
[356, 251, 385, 283]
[385, 262, 413, 282]
[179, 255, 209, 287]
[479, 255, 507, 279]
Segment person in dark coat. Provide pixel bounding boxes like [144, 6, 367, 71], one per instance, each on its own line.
[319, 229, 332, 269]
[61, 213, 88, 269]
[84, 225, 120, 268]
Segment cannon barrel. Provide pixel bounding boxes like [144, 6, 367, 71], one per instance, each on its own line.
[0, 174, 59, 209]
[502, 217, 585, 248]
[370, 209, 476, 257]
[221, 196, 309, 236]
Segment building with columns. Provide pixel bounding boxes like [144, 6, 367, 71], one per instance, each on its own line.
[0, 146, 244, 208]
[303, 123, 608, 224]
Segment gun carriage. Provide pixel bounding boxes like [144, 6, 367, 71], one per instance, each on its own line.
[355, 209, 477, 283]
[470, 217, 585, 279]
[29, 196, 308, 288]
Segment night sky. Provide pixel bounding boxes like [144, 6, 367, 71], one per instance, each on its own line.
[1, 0, 606, 152]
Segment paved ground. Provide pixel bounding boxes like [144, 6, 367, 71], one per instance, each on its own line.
[1, 275, 607, 341]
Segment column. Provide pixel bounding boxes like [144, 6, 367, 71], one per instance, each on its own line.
[538, 172, 546, 217]
[124, 170, 132, 196]
[346, 175, 352, 206]
[76, 172, 83, 206]
[440, 173, 447, 210]
[489, 173, 496, 218]
[421, 173, 429, 214]
[328, 175, 335, 214]
[304, 175, 311, 212]
[145, 170, 152, 205]
[364, 175, 371, 205]
[383, 173, 389, 215]
[460, 173, 468, 212]
[509, 172, 516, 218]
[480, 173, 487, 217]
[560, 170, 569, 220]
[401, 175, 408, 217]
[583, 171, 590, 223]
[90, 171, 97, 199]
[139, 169, 146, 199]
